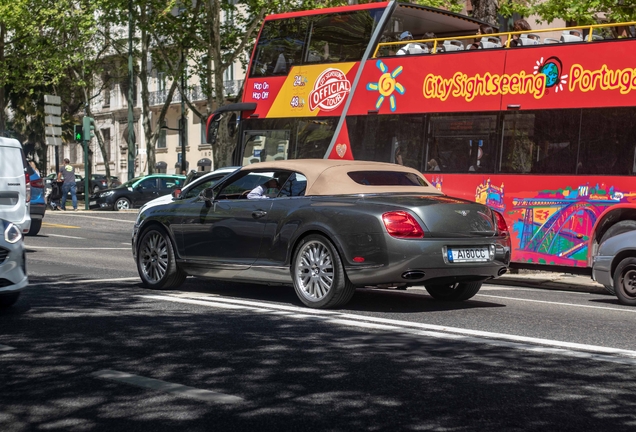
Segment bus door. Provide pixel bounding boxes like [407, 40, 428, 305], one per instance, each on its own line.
[241, 130, 290, 166]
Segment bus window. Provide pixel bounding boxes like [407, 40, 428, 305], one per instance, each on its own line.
[500, 111, 580, 174]
[305, 10, 382, 64]
[427, 114, 497, 173]
[578, 108, 636, 175]
[250, 17, 308, 77]
[347, 115, 425, 171]
[242, 130, 291, 166]
[296, 118, 337, 159]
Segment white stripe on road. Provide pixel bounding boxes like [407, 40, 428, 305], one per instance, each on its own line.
[477, 293, 636, 313]
[45, 233, 86, 240]
[0, 344, 15, 352]
[27, 246, 130, 250]
[48, 214, 136, 223]
[141, 294, 636, 365]
[93, 369, 243, 404]
[36, 277, 140, 286]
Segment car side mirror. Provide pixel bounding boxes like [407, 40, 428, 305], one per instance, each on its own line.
[199, 188, 215, 207]
[172, 189, 182, 199]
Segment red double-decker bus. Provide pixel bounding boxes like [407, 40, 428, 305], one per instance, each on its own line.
[208, 1, 636, 281]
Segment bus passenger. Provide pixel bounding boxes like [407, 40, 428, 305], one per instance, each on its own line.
[509, 19, 531, 47]
[427, 158, 440, 171]
[469, 24, 494, 50]
[396, 31, 427, 55]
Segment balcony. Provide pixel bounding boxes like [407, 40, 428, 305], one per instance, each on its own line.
[148, 80, 243, 106]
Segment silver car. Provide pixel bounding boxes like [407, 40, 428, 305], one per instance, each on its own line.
[593, 229, 636, 306]
[0, 218, 27, 307]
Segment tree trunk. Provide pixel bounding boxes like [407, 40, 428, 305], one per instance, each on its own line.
[139, 7, 154, 175]
[471, 0, 499, 27]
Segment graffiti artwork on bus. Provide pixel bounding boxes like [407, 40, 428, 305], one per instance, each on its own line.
[509, 183, 636, 267]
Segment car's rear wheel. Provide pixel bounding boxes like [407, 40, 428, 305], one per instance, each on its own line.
[599, 221, 636, 295]
[292, 234, 355, 309]
[425, 282, 482, 301]
[0, 292, 20, 308]
[136, 226, 186, 290]
[614, 257, 636, 306]
[26, 219, 41, 236]
[114, 197, 131, 211]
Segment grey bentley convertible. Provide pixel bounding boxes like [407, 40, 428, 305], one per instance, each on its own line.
[132, 159, 511, 309]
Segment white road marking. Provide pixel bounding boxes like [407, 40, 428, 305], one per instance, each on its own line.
[48, 214, 136, 223]
[476, 294, 635, 313]
[36, 277, 140, 286]
[141, 294, 636, 365]
[27, 246, 130, 250]
[0, 344, 15, 352]
[45, 233, 86, 240]
[93, 369, 243, 404]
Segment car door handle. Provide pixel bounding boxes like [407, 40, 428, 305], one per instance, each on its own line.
[252, 211, 267, 219]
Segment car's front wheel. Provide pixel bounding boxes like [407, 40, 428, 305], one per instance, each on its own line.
[114, 197, 131, 211]
[0, 292, 20, 308]
[614, 257, 636, 306]
[136, 226, 186, 290]
[425, 282, 482, 301]
[292, 234, 355, 309]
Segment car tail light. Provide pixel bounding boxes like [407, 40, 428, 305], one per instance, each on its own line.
[494, 211, 508, 235]
[382, 211, 424, 239]
[31, 178, 43, 188]
[25, 171, 31, 203]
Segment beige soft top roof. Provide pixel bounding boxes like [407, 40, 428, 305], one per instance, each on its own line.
[241, 159, 441, 196]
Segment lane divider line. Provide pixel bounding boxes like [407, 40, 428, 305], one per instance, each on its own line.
[27, 247, 130, 250]
[140, 294, 636, 364]
[476, 293, 636, 313]
[48, 214, 136, 223]
[43, 233, 86, 240]
[0, 344, 16, 352]
[93, 369, 243, 404]
[33, 277, 140, 286]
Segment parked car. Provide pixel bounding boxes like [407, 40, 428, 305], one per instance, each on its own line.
[45, 172, 85, 197]
[25, 164, 45, 236]
[0, 137, 30, 234]
[91, 174, 186, 211]
[90, 174, 122, 194]
[593, 228, 636, 305]
[0, 218, 28, 307]
[133, 159, 511, 309]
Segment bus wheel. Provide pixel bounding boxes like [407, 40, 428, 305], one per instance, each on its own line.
[600, 221, 636, 295]
[614, 257, 636, 306]
[425, 282, 482, 301]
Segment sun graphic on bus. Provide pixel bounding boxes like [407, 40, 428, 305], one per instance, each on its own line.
[533, 56, 568, 93]
[366, 60, 405, 112]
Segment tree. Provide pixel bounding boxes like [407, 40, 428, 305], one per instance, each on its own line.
[531, 0, 636, 26]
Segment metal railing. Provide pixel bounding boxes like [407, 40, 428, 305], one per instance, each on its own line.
[373, 21, 636, 58]
[148, 80, 243, 106]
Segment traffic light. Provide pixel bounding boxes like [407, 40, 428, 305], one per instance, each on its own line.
[73, 124, 83, 142]
[82, 116, 95, 141]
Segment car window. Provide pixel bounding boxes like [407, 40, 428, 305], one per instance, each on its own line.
[183, 175, 227, 199]
[159, 178, 181, 189]
[278, 173, 307, 197]
[217, 172, 274, 199]
[138, 178, 157, 190]
[347, 171, 428, 186]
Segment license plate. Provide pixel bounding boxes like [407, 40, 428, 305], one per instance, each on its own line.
[447, 247, 490, 263]
[89, 201, 96, 206]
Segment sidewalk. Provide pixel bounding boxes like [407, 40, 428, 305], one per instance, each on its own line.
[492, 270, 607, 294]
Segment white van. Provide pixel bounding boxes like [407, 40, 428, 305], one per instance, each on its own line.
[0, 137, 31, 233]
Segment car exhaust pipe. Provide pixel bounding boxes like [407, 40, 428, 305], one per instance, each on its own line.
[402, 271, 426, 280]
[498, 267, 507, 276]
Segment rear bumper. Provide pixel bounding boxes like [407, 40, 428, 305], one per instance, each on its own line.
[29, 202, 46, 219]
[0, 241, 28, 294]
[345, 237, 510, 287]
[592, 255, 612, 287]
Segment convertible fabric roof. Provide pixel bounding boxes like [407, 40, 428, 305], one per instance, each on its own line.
[241, 159, 442, 196]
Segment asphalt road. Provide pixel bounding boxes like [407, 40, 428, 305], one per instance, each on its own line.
[2, 210, 636, 431]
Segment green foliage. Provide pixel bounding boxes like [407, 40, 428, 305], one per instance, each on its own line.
[531, 0, 636, 25]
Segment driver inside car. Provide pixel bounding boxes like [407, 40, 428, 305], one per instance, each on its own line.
[247, 178, 280, 199]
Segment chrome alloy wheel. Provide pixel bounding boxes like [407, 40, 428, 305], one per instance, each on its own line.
[139, 231, 169, 283]
[116, 198, 131, 210]
[295, 240, 335, 301]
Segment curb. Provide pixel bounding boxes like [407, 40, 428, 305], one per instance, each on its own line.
[492, 273, 608, 295]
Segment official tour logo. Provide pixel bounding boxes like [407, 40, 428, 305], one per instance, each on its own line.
[309, 68, 351, 111]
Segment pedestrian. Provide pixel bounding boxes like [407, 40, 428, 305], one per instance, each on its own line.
[57, 158, 78, 211]
[509, 19, 531, 47]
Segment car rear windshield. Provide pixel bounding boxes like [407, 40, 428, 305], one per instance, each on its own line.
[347, 171, 428, 186]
